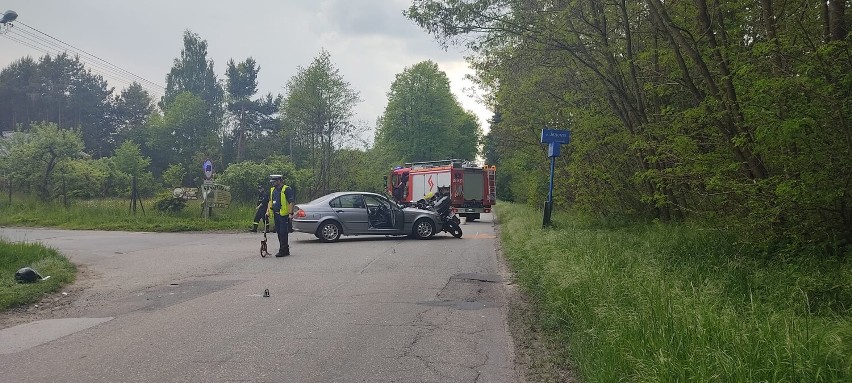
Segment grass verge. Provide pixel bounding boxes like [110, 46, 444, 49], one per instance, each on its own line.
[496, 202, 851, 382]
[0, 197, 257, 232]
[0, 240, 76, 310]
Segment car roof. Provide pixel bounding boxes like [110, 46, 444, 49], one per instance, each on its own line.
[326, 191, 384, 198]
[303, 191, 386, 205]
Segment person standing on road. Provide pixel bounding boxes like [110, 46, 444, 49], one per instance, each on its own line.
[267, 174, 295, 257]
[249, 183, 270, 233]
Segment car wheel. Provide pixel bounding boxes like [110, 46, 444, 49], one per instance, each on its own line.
[317, 221, 342, 242]
[412, 218, 435, 239]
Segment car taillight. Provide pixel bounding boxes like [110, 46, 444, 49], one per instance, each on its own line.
[296, 209, 306, 218]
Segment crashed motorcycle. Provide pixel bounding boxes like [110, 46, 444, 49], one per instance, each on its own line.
[412, 195, 462, 238]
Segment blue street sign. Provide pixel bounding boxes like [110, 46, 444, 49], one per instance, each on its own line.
[541, 129, 570, 144]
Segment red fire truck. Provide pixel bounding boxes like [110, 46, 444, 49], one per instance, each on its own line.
[387, 159, 497, 221]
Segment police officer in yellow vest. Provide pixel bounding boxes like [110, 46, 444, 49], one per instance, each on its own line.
[267, 174, 295, 257]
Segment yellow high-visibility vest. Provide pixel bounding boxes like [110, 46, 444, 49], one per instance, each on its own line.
[268, 185, 290, 214]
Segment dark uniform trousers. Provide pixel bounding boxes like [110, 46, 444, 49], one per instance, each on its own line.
[273, 212, 289, 255]
[253, 204, 269, 231]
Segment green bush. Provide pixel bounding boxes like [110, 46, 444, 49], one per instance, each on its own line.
[153, 191, 186, 213]
[60, 159, 109, 199]
[162, 163, 188, 188]
[218, 157, 300, 202]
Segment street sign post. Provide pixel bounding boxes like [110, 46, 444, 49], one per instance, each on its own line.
[202, 159, 214, 218]
[541, 129, 570, 227]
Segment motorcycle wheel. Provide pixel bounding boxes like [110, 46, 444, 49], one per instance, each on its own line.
[449, 221, 463, 238]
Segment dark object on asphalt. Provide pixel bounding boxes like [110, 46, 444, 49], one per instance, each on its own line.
[15, 267, 42, 283]
[263, 289, 270, 297]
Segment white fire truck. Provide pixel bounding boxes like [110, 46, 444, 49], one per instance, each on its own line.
[387, 159, 496, 221]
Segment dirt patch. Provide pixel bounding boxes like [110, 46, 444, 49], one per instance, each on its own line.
[0, 263, 100, 329]
[494, 222, 578, 382]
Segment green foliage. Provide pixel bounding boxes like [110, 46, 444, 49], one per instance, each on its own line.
[224, 57, 282, 164]
[0, 53, 115, 157]
[327, 149, 385, 194]
[407, 0, 852, 248]
[0, 240, 77, 310]
[153, 191, 187, 213]
[225, 57, 259, 102]
[0, 122, 85, 201]
[161, 163, 187, 188]
[217, 157, 300, 202]
[112, 141, 151, 178]
[146, 92, 218, 183]
[61, 159, 109, 199]
[0, 125, 158, 201]
[106, 141, 156, 197]
[374, 60, 482, 163]
[113, 82, 155, 145]
[280, 49, 363, 197]
[162, 30, 224, 121]
[496, 203, 851, 382]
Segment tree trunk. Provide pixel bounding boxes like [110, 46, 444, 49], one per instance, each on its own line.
[235, 105, 245, 162]
[647, 0, 768, 180]
[40, 147, 58, 201]
[828, 0, 848, 41]
[760, 0, 784, 72]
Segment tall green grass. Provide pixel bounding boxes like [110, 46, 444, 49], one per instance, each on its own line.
[497, 203, 850, 382]
[0, 240, 76, 310]
[0, 196, 257, 232]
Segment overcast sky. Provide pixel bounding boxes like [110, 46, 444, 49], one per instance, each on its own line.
[0, 0, 490, 144]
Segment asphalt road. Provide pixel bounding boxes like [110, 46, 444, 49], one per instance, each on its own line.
[0, 216, 519, 382]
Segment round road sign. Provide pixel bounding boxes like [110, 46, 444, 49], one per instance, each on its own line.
[203, 159, 213, 179]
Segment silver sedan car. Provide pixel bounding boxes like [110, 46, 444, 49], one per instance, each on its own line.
[291, 192, 444, 242]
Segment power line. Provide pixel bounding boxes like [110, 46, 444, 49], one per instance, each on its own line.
[9, 27, 153, 86]
[1, 31, 51, 55]
[2, 30, 165, 99]
[16, 21, 165, 91]
[0, 21, 167, 101]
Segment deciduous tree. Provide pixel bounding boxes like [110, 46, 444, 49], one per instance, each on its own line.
[0, 122, 85, 200]
[374, 60, 481, 163]
[280, 49, 362, 197]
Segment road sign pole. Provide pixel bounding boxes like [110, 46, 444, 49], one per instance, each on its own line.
[202, 159, 214, 219]
[544, 156, 555, 227]
[540, 129, 569, 228]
